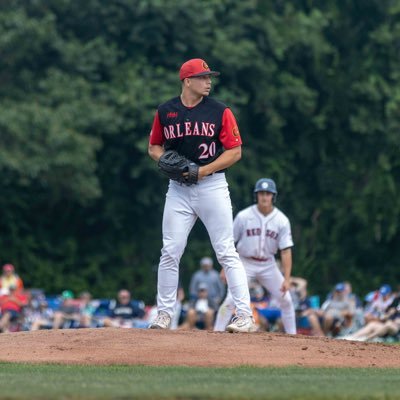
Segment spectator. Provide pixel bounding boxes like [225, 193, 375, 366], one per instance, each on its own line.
[337, 281, 364, 336]
[249, 282, 271, 332]
[77, 291, 96, 328]
[319, 282, 355, 337]
[343, 291, 400, 342]
[248, 281, 284, 332]
[0, 264, 24, 295]
[28, 299, 54, 331]
[290, 277, 308, 308]
[180, 283, 217, 330]
[343, 281, 362, 309]
[189, 257, 225, 308]
[103, 289, 147, 328]
[290, 277, 324, 336]
[363, 284, 395, 324]
[52, 290, 81, 329]
[0, 285, 28, 332]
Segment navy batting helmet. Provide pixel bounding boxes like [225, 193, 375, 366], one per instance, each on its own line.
[254, 178, 278, 203]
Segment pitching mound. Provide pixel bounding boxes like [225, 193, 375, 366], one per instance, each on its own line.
[0, 328, 399, 368]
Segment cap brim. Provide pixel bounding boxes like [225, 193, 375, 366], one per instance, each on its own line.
[255, 190, 277, 194]
[189, 71, 220, 78]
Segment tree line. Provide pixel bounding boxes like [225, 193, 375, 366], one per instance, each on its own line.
[0, 0, 399, 303]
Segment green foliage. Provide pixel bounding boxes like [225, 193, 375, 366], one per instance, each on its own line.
[0, 0, 399, 302]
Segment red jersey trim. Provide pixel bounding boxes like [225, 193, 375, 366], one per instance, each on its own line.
[149, 111, 165, 145]
[219, 108, 242, 149]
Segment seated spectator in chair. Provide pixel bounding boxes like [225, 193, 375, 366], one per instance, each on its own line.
[29, 299, 54, 331]
[249, 282, 270, 332]
[52, 290, 81, 329]
[189, 257, 225, 309]
[0, 285, 28, 332]
[290, 277, 323, 336]
[103, 289, 146, 328]
[0, 264, 24, 295]
[363, 284, 395, 324]
[338, 281, 364, 336]
[343, 291, 400, 342]
[180, 283, 217, 330]
[319, 282, 355, 337]
[257, 295, 285, 333]
[77, 291, 96, 328]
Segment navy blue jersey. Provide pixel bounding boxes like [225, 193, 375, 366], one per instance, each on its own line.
[108, 300, 145, 320]
[150, 96, 242, 166]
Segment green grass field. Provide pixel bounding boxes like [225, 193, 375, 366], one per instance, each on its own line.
[0, 363, 400, 399]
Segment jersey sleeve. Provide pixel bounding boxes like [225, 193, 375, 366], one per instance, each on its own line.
[219, 108, 242, 149]
[149, 111, 165, 145]
[278, 219, 294, 250]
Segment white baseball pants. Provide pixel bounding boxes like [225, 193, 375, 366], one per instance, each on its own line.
[156, 173, 252, 319]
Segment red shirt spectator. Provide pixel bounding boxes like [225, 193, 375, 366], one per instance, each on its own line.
[0, 287, 28, 313]
[0, 286, 28, 332]
[0, 264, 24, 295]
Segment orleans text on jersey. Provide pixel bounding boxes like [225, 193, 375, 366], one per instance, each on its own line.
[149, 96, 242, 166]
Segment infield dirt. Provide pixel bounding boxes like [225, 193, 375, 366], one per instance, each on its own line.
[0, 328, 399, 368]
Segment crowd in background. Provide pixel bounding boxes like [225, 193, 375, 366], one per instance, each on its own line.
[0, 261, 399, 343]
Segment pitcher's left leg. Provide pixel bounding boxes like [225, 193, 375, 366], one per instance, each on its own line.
[214, 291, 235, 331]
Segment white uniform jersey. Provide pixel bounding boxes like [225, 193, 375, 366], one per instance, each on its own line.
[234, 205, 293, 262]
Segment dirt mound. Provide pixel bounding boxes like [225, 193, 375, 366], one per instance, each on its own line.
[0, 328, 399, 368]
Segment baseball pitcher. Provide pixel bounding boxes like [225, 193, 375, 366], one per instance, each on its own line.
[148, 59, 256, 333]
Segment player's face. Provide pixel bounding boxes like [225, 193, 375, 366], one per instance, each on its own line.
[188, 75, 212, 96]
[257, 191, 274, 207]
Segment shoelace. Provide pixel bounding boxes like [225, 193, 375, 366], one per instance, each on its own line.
[155, 313, 170, 324]
[230, 315, 248, 326]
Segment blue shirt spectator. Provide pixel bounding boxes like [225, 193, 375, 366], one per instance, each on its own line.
[189, 257, 225, 307]
[103, 289, 146, 328]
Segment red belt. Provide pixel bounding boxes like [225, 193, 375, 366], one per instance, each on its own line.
[250, 257, 270, 262]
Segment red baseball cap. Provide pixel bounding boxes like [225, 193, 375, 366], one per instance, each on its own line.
[3, 263, 15, 272]
[179, 58, 220, 81]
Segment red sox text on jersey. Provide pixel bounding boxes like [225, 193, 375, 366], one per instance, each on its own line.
[234, 206, 293, 260]
[246, 228, 279, 240]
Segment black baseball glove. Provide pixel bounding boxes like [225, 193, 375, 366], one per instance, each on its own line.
[158, 150, 199, 185]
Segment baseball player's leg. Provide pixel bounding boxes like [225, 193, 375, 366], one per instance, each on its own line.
[169, 300, 182, 330]
[258, 265, 296, 334]
[214, 290, 235, 331]
[156, 184, 197, 320]
[195, 176, 252, 319]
